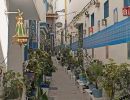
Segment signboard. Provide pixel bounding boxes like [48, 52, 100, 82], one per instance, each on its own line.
[122, 7, 130, 16]
[56, 22, 62, 28]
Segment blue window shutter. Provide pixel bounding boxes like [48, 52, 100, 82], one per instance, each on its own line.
[124, 0, 128, 6]
[124, 0, 130, 7]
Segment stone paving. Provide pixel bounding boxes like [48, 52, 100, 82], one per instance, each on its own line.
[48, 57, 88, 100]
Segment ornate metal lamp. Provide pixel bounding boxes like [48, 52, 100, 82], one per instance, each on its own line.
[12, 10, 28, 46]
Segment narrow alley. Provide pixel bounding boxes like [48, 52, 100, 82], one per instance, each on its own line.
[48, 57, 88, 100]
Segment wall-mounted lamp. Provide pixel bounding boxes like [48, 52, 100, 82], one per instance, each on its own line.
[5, 9, 28, 46]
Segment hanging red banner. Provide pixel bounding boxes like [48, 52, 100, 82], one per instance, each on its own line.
[122, 7, 130, 16]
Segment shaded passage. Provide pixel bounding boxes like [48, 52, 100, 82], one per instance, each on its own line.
[48, 57, 87, 100]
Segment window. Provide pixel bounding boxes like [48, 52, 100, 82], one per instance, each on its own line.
[113, 8, 118, 23]
[124, 0, 130, 7]
[91, 13, 94, 27]
[97, 20, 100, 31]
[127, 43, 130, 59]
[106, 46, 109, 59]
[104, 0, 109, 18]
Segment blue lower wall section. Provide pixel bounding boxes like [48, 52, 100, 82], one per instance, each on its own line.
[71, 17, 130, 51]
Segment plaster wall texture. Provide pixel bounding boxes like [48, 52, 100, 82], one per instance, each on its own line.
[0, 0, 8, 68]
[7, 0, 43, 73]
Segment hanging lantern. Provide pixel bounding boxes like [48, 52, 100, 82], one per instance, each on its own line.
[13, 11, 28, 46]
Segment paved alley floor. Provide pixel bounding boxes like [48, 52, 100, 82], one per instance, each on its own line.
[48, 57, 87, 100]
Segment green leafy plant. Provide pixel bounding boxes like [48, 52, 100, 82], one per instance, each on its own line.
[77, 48, 84, 69]
[114, 63, 130, 99]
[3, 70, 23, 99]
[61, 47, 71, 66]
[101, 59, 119, 100]
[25, 49, 56, 99]
[86, 59, 103, 89]
[101, 59, 130, 100]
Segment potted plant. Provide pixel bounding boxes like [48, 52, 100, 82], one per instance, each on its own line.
[86, 59, 103, 98]
[3, 70, 23, 100]
[112, 63, 130, 100]
[101, 59, 130, 100]
[25, 49, 56, 99]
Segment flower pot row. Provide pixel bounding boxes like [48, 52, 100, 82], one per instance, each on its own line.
[64, 67, 103, 99]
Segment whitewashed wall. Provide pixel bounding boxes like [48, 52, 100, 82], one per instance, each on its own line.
[33, 0, 46, 21]
[53, 0, 65, 46]
[8, 0, 40, 73]
[86, 0, 129, 64]
[0, 0, 8, 66]
[67, 0, 91, 24]
[67, 0, 130, 64]
[53, 0, 130, 64]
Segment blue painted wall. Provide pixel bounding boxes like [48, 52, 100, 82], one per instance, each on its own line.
[71, 18, 130, 51]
